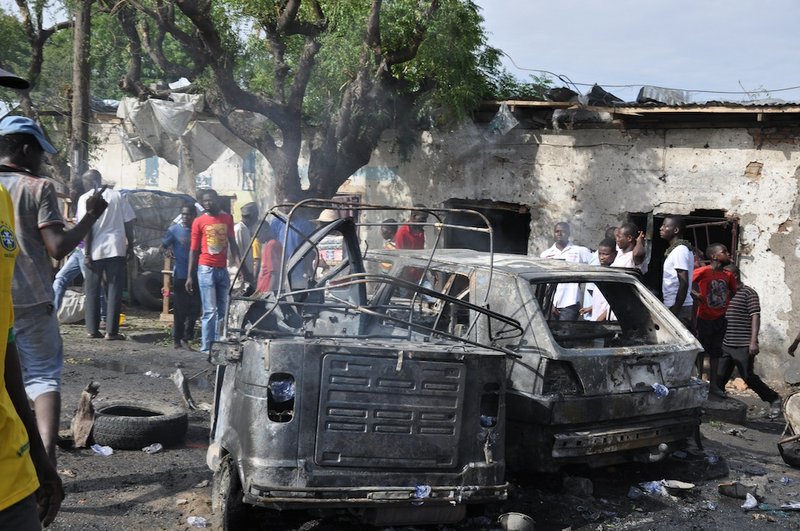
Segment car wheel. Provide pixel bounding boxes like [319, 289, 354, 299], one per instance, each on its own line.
[92, 401, 188, 450]
[212, 454, 248, 530]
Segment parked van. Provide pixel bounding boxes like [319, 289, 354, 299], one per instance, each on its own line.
[365, 249, 708, 472]
[208, 204, 522, 528]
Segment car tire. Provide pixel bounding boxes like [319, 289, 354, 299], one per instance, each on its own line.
[212, 454, 249, 530]
[133, 271, 163, 310]
[92, 401, 188, 450]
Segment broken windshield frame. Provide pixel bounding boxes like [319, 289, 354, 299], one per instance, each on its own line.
[225, 200, 522, 356]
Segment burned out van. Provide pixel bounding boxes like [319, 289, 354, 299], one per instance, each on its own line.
[365, 250, 708, 472]
[207, 203, 522, 528]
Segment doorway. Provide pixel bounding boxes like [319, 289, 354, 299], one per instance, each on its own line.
[628, 209, 739, 297]
[441, 199, 531, 255]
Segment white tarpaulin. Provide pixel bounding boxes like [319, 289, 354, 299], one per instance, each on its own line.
[117, 94, 255, 193]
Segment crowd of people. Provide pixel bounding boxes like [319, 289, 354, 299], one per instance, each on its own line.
[533, 216, 787, 419]
[0, 68, 796, 526]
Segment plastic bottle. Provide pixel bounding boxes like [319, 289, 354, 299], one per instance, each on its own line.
[142, 443, 163, 454]
[651, 383, 669, 398]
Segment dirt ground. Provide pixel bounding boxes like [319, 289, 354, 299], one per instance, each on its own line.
[45, 307, 800, 530]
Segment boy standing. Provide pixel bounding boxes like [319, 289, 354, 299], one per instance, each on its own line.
[161, 205, 201, 350]
[692, 243, 736, 396]
[717, 264, 782, 418]
[581, 238, 617, 321]
[659, 215, 694, 325]
[612, 222, 648, 272]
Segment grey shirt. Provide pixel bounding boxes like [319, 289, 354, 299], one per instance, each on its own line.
[0, 168, 64, 308]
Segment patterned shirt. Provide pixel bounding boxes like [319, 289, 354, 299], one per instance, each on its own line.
[723, 284, 760, 347]
[191, 211, 234, 268]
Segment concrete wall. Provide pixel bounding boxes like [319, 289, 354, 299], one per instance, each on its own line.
[358, 124, 800, 383]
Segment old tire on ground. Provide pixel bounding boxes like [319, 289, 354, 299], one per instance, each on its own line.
[212, 454, 249, 530]
[92, 401, 187, 450]
[133, 271, 163, 310]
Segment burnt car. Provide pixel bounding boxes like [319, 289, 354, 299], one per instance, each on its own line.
[208, 203, 522, 528]
[365, 250, 708, 472]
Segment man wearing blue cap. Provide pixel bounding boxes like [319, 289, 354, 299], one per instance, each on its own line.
[0, 72, 65, 529]
[0, 115, 108, 469]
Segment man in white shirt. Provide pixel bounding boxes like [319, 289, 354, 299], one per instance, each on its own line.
[228, 202, 258, 294]
[540, 222, 593, 320]
[77, 170, 136, 340]
[659, 215, 694, 326]
[612, 222, 648, 273]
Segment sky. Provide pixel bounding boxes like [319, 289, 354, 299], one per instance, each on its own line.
[474, 0, 800, 103]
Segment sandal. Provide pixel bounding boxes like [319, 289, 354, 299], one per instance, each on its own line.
[104, 333, 126, 341]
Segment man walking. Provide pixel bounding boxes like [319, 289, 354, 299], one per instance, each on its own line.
[540, 221, 592, 320]
[0, 116, 107, 464]
[659, 215, 694, 326]
[162, 205, 201, 350]
[187, 189, 242, 354]
[716, 264, 783, 417]
[76, 170, 135, 341]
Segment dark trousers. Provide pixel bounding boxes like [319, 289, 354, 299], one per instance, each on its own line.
[717, 344, 780, 403]
[173, 276, 200, 343]
[554, 303, 580, 321]
[696, 317, 726, 358]
[85, 256, 126, 337]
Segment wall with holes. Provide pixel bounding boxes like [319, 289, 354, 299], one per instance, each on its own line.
[359, 124, 800, 383]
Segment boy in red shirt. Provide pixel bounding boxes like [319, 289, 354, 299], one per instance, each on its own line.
[186, 189, 241, 354]
[395, 207, 427, 250]
[692, 243, 736, 396]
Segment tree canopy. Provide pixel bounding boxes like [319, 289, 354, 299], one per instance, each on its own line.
[1, 0, 549, 196]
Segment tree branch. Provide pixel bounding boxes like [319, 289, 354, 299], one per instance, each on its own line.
[384, 0, 439, 66]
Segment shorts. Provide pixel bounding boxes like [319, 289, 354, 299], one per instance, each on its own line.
[0, 494, 40, 531]
[14, 302, 63, 399]
[696, 317, 726, 359]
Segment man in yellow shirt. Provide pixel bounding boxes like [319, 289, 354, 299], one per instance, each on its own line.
[0, 66, 63, 529]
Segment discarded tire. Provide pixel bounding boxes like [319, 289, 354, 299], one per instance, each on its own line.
[92, 401, 188, 450]
[133, 271, 163, 310]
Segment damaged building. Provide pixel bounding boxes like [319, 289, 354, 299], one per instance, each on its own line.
[95, 87, 800, 383]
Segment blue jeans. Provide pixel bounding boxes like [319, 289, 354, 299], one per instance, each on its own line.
[197, 265, 230, 352]
[53, 249, 106, 320]
[14, 303, 63, 400]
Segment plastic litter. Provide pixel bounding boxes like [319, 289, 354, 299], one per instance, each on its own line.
[480, 415, 497, 427]
[627, 486, 644, 500]
[639, 481, 668, 497]
[742, 492, 758, 510]
[701, 500, 717, 511]
[90, 444, 113, 457]
[142, 443, 163, 454]
[487, 103, 519, 136]
[144, 370, 161, 378]
[719, 481, 758, 500]
[651, 383, 669, 398]
[187, 515, 208, 528]
[269, 377, 296, 403]
[780, 502, 800, 510]
[414, 485, 432, 499]
[782, 477, 795, 485]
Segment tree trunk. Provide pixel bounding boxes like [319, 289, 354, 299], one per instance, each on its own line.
[70, 0, 92, 182]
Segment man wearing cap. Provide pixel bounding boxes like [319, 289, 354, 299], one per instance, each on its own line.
[0, 72, 65, 529]
[228, 202, 258, 294]
[0, 115, 107, 467]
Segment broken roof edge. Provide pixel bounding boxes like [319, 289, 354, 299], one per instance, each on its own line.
[484, 100, 800, 113]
